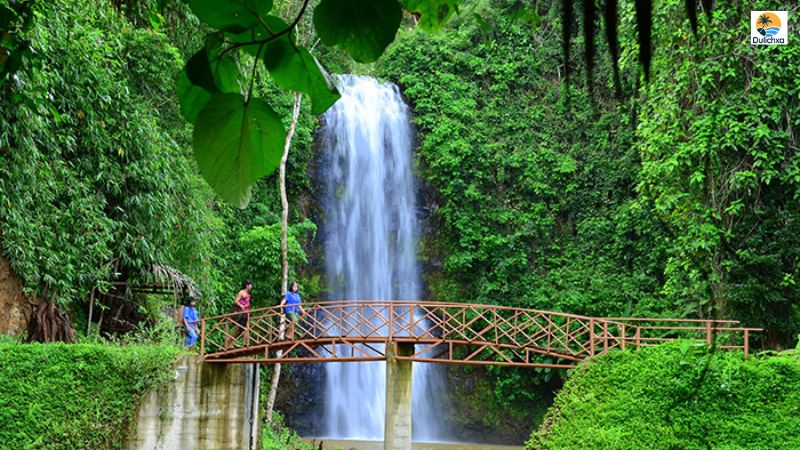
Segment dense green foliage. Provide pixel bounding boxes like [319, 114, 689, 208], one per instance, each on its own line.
[2, 0, 800, 446]
[0, 0, 320, 320]
[0, 342, 177, 449]
[528, 342, 800, 450]
[379, 0, 800, 345]
[0, 0, 224, 305]
[378, 0, 660, 323]
[236, 220, 318, 303]
[635, 2, 800, 346]
[375, 0, 799, 433]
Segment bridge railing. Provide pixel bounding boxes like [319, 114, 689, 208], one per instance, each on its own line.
[198, 301, 761, 367]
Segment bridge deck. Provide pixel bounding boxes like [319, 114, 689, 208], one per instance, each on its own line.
[199, 301, 760, 368]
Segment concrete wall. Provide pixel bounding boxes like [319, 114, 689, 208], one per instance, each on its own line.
[126, 355, 258, 450]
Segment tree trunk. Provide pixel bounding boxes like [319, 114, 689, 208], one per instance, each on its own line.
[266, 92, 303, 424]
[27, 300, 76, 343]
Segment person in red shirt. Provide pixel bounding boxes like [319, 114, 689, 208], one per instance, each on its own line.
[227, 279, 252, 348]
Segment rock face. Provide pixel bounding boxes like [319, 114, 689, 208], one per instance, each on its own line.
[275, 363, 326, 434]
[126, 355, 258, 450]
[0, 255, 30, 335]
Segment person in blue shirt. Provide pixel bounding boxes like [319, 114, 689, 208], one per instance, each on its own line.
[280, 281, 306, 339]
[182, 296, 200, 348]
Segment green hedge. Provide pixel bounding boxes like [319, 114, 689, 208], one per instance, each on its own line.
[529, 342, 800, 450]
[0, 343, 178, 450]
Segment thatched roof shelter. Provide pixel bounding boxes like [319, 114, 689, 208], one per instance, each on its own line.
[87, 263, 199, 336]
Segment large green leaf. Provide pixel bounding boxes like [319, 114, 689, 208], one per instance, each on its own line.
[185, 46, 239, 95]
[226, 15, 292, 57]
[176, 71, 211, 123]
[263, 41, 340, 115]
[313, 0, 402, 63]
[402, 0, 461, 32]
[193, 94, 285, 208]
[187, 0, 273, 33]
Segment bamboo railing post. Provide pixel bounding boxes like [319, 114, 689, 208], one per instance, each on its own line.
[388, 302, 393, 339]
[744, 329, 750, 359]
[200, 320, 206, 355]
[494, 309, 499, 345]
[621, 324, 626, 351]
[589, 318, 595, 355]
[705, 321, 712, 345]
[603, 321, 608, 353]
[635, 326, 641, 350]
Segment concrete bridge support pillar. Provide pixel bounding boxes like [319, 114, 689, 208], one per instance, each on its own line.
[384, 342, 414, 450]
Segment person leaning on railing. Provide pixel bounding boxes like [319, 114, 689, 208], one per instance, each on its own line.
[280, 281, 306, 339]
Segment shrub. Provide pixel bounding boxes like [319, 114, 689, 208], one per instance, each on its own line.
[0, 342, 178, 449]
[529, 342, 800, 450]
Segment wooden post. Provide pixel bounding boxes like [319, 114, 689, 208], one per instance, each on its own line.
[743, 329, 750, 359]
[620, 324, 626, 351]
[388, 302, 393, 338]
[589, 319, 595, 355]
[200, 320, 206, 355]
[603, 321, 608, 352]
[705, 321, 712, 345]
[494, 310, 498, 345]
[635, 327, 641, 350]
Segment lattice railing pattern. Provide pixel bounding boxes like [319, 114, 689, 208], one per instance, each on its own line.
[198, 301, 760, 367]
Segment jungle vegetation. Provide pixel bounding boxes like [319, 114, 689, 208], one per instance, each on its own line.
[0, 0, 798, 447]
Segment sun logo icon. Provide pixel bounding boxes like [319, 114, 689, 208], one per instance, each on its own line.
[751, 11, 788, 45]
[756, 12, 781, 37]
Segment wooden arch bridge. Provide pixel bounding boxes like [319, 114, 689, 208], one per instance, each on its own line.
[199, 300, 759, 367]
[198, 300, 759, 449]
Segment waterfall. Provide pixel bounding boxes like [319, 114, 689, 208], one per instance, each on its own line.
[318, 75, 446, 441]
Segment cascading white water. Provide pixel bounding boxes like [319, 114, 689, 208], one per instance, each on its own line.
[319, 75, 446, 441]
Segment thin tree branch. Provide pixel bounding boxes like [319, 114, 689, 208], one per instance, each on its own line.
[221, 0, 310, 57]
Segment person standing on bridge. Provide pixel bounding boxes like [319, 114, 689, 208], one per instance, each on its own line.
[281, 281, 306, 339]
[226, 279, 252, 348]
[182, 296, 200, 348]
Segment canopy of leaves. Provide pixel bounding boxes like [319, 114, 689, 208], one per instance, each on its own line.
[178, 0, 467, 208]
